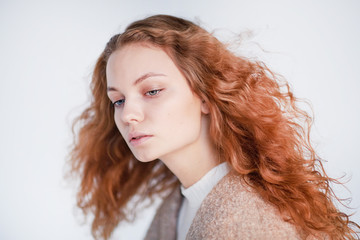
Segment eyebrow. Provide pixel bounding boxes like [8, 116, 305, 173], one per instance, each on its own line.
[107, 72, 166, 92]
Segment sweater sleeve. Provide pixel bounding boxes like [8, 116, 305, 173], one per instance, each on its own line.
[186, 173, 305, 240]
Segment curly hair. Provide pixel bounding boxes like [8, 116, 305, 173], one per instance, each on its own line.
[69, 14, 360, 239]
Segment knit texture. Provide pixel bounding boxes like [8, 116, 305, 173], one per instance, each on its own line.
[144, 187, 182, 240]
[186, 172, 304, 239]
[144, 172, 323, 239]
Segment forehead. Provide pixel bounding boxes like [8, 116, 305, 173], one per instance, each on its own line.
[106, 44, 176, 82]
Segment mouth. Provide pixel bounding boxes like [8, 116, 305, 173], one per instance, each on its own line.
[129, 135, 153, 146]
[130, 135, 149, 142]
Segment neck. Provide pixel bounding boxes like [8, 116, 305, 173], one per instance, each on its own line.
[160, 117, 219, 188]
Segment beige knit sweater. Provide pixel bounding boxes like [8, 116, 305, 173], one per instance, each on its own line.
[144, 172, 320, 240]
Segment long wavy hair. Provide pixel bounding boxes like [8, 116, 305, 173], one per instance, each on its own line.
[69, 14, 359, 239]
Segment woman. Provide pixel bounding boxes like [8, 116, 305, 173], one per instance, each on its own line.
[69, 14, 359, 239]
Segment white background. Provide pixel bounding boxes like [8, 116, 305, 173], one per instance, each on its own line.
[0, 0, 359, 239]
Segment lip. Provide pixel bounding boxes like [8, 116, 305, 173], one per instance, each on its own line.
[128, 132, 153, 147]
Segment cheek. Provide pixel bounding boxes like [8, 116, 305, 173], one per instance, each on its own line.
[155, 94, 202, 134]
[113, 112, 126, 136]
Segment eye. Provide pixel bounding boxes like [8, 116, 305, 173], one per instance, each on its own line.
[113, 99, 125, 107]
[145, 89, 162, 96]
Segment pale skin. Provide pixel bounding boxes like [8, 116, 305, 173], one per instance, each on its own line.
[106, 43, 219, 188]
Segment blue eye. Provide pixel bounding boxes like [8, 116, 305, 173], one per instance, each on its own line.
[113, 99, 125, 107]
[145, 89, 162, 96]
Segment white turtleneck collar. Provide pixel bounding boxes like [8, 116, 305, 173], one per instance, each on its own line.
[177, 162, 230, 240]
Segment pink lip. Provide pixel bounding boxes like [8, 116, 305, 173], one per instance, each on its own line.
[129, 135, 153, 146]
[128, 132, 153, 147]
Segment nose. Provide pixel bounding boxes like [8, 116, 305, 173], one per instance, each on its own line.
[120, 99, 144, 124]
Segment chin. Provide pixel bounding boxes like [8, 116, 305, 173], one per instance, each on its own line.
[133, 152, 159, 163]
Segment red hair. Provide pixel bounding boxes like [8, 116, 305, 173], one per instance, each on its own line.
[69, 15, 359, 239]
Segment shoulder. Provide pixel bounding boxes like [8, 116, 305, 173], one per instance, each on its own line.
[187, 172, 305, 240]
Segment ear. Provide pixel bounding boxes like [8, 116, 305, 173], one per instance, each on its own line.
[201, 99, 210, 114]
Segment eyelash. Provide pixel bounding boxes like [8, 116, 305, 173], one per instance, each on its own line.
[113, 89, 163, 107]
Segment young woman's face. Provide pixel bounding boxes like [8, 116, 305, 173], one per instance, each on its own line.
[106, 44, 209, 162]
